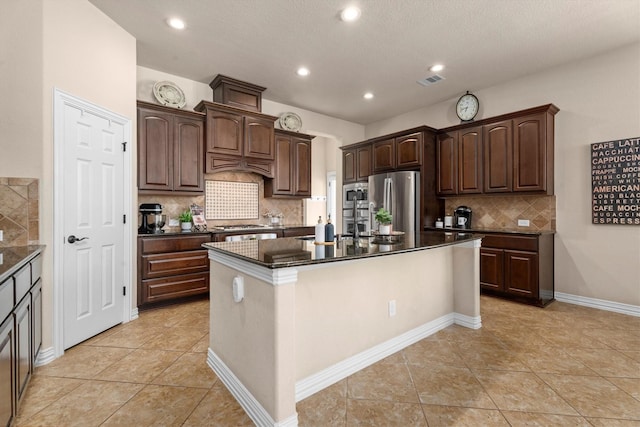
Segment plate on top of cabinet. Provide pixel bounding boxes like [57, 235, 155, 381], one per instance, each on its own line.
[153, 81, 186, 108]
[279, 112, 302, 132]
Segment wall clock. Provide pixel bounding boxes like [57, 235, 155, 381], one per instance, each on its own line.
[456, 91, 479, 122]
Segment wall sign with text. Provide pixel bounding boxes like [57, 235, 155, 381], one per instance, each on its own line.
[591, 137, 640, 225]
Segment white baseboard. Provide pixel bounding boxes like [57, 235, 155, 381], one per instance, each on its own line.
[34, 346, 56, 366]
[454, 313, 482, 329]
[555, 292, 640, 317]
[207, 349, 298, 427]
[295, 312, 465, 402]
[130, 307, 139, 321]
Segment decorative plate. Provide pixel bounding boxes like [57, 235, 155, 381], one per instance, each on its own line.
[279, 112, 302, 132]
[153, 81, 186, 108]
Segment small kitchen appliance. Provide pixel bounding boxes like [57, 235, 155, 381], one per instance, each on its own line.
[454, 206, 472, 229]
[138, 203, 164, 234]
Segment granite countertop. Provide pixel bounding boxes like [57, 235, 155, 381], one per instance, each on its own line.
[138, 224, 315, 237]
[0, 245, 45, 284]
[424, 226, 556, 235]
[203, 230, 481, 269]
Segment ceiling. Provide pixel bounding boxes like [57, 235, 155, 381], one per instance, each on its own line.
[89, 0, 640, 125]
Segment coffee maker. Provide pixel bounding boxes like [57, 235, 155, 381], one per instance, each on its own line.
[454, 206, 472, 229]
[138, 203, 165, 234]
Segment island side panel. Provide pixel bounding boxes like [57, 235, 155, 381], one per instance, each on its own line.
[295, 245, 454, 380]
[452, 240, 481, 325]
[209, 261, 296, 423]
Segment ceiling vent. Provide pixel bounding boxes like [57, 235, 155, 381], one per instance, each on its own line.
[417, 74, 445, 87]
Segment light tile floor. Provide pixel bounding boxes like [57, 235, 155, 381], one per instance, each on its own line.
[15, 296, 640, 426]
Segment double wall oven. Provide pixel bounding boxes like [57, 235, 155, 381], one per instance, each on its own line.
[342, 183, 370, 236]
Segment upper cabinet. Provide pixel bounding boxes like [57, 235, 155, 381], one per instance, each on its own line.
[137, 101, 205, 195]
[372, 132, 423, 173]
[437, 104, 558, 197]
[437, 127, 482, 195]
[195, 101, 277, 177]
[372, 138, 395, 173]
[342, 144, 371, 184]
[265, 129, 314, 198]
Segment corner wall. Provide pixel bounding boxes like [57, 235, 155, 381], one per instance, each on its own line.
[365, 43, 640, 306]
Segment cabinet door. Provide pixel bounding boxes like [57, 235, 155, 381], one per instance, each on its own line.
[293, 138, 312, 196]
[138, 108, 173, 191]
[272, 134, 293, 195]
[0, 318, 14, 427]
[436, 133, 457, 195]
[141, 250, 210, 280]
[205, 109, 243, 159]
[15, 296, 31, 400]
[483, 120, 513, 193]
[504, 250, 538, 297]
[173, 116, 204, 192]
[513, 113, 546, 192]
[31, 281, 42, 365]
[458, 127, 482, 194]
[372, 139, 395, 173]
[480, 248, 504, 291]
[244, 116, 275, 160]
[343, 149, 356, 184]
[396, 132, 422, 169]
[356, 145, 371, 182]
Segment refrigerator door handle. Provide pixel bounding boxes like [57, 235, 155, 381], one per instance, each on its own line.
[383, 178, 391, 211]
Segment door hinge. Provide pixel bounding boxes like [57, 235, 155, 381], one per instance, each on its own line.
[123, 286, 126, 296]
[123, 214, 126, 224]
[122, 141, 127, 152]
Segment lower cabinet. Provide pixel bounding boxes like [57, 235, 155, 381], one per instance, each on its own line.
[0, 317, 14, 427]
[480, 233, 553, 306]
[0, 250, 42, 426]
[281, 227, 315, 238]
[138, 234, 211, 308]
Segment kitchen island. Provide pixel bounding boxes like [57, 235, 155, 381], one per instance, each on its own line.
[203, 231, 482, 427]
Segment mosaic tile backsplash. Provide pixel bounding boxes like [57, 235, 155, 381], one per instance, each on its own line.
[444, 194, 556, 231]
[0, 177, 39, 247]
[206, 181, 259, 220]
[138, 172, 304, 233]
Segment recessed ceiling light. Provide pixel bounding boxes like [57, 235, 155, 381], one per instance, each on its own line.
[167, 18, 185, 30]
[430, 64, 445, 72]
[340, 7, 361, 22]
[296, 67, 310, 77]
[363, 92, 374, 100]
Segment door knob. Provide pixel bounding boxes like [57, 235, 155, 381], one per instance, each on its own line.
[68, 235, 89, 244]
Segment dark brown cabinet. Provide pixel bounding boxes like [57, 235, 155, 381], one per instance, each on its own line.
[438, 104, 558, 196]
[195, 101, 278, 177]
[0, 251, 42, 426]
[342, 145, 371, 184]
[372, 132, 423, 173]
[480, 232, 553, 306]
[138, 234, 211, 308]
[281, 227, 315, 238]
[137, 101, 205, 195]
[0, 317, 14, 427]
[437, 127, 482, 195]
[265, 130, 313, 198]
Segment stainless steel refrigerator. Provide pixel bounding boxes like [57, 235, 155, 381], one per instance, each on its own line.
[368, 171, 420, 243]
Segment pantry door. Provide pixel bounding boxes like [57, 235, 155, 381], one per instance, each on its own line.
[55, 90, 132, 351]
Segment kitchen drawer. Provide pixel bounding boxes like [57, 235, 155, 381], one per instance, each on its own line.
[141, 272, 209, 304]
[282, 227, 315, 238]
[139, 234, 211, 254]
[481, 234, 538, 252]
[30, 255, 42, 285]
[141, 250, 209, 279]
[14, 265, 31, 305]
[0, 279, 13, 325]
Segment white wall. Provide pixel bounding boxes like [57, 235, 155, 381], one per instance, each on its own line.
[0, 0, 137, 352]
[365, 43, 640, 307]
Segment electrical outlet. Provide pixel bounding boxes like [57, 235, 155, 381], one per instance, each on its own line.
[518, 219, 530, 227]
[169, 219, 179, 227]
[388, 300, 397, 317]
[0, 230, 3, 242]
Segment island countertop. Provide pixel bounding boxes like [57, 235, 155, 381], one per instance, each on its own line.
[202, 230, 481, 269]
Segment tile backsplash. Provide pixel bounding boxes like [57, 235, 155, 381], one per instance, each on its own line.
[138, 172, 303, 232]
[0, 177, 39, 247]
[444, 194, 556, 231]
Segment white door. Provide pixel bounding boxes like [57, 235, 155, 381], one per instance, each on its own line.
[61, 100, 126, 349]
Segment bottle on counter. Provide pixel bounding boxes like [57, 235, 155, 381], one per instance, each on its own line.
[315, 216, 325, 243]
[325, 215, 335, 242]
[435, 218, 444, 229]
